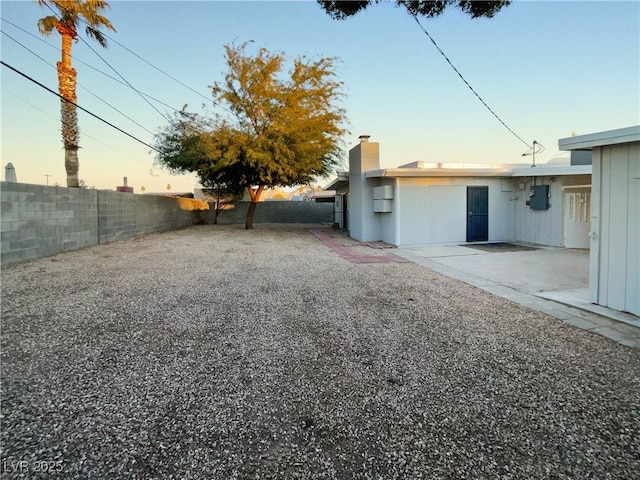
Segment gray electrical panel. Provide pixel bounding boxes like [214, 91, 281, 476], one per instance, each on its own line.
[529, 185, 550, 210]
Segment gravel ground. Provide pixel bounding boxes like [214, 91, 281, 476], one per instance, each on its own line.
[1, 224, 639, 479]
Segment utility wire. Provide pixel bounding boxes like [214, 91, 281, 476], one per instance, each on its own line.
[75, 20, 233, 114]
[6, 89, 160, 171]
[1, 60, 163, 154]
[1, 29, 156, 136]
[46, 3, 234, 117]
[411, 14, 531, 148]
[101, 31, 226, 109]
[1, 17, 181, 113]
[44, 1, 171, 123]
[4, 13, 232, 125]
[3, 22, 217, 135]
[104, 33, 235, 118]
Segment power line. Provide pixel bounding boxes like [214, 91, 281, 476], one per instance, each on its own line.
[103, 32, 217, 106]
[7, 90, 166, 178]
[9, 90, 165, 174]
[69, 20, 232, 115]
[1, 28, 156, 136]
[411, 14, 531, 148]
[5, 11, 233, 122]
[1, 16, 181, 113]
[104, 33, 235, 118]
[43, 1, 171, 123]
[1, 60, 163, 154]
[3, 21, 226, 139]
[42, 3, 234, 118]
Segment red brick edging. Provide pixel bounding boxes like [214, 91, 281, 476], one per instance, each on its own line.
[310, 230, 409, 264]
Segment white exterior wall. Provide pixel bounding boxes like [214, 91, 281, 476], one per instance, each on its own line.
[379, 177, 398, 245]
[394, 177, 514, 246]
[348, 141, 381, 242]
[591, 144, 640, 316]
[513, 175, 591, 247]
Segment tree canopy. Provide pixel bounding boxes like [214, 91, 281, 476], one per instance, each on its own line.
[318, 0, 510, 20]
[36, 0, 115, 47]
[154, 42, 348, 229]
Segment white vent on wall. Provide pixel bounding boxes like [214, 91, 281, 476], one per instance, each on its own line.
[373, 199, 392, 213]
[373, 186, 393, 200]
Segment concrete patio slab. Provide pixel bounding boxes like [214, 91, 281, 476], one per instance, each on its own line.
[394, 244, 639, 348]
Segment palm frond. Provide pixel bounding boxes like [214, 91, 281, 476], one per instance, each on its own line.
[36, 0, 115, 44]
[37, 15, 59, 36]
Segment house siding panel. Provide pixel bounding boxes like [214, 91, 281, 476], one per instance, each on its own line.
[593, 143, 640, 316]
[513, 175, 591, 247]
[394, 177, 513, 246]
[625, 146, 640, 315]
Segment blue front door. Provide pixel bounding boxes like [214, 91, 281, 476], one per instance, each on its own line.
[467, 186, 488, 242]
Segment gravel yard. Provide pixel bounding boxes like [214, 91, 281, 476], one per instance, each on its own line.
[1, 224, 639, 479]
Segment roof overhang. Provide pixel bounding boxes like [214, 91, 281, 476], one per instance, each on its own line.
[324, 171, 349, 191]
[510, 165, 592, 177]
[325, 163, 592, 187]
[365, 167, 514, 178]
[558, 126, 640, 151]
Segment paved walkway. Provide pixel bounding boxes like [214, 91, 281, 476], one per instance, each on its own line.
[317, 229, 639, 349]
[393, 244, 640, 349]
[310, 230, 409, 264]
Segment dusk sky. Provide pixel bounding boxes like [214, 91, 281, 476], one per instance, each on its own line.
[1, 0, 639, 192]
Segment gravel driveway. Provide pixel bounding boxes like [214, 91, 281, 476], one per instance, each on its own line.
[1, 225, 638, 479]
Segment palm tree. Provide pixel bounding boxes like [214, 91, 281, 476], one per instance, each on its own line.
[36, 1, 115, 188]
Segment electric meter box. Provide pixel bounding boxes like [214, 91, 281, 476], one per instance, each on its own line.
[529, 185, 550, 210]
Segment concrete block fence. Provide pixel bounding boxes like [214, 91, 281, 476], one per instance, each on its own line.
[1, 182, 333, 266]
[203, 200, 333, 225]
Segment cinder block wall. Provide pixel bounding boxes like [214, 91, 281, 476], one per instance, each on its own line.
[1, 183, 202, 266]
[1, 182, 98, 265]
[1, 183, 334, 266]
[209, 201, 333, 225]
[97, 191, 201, 244]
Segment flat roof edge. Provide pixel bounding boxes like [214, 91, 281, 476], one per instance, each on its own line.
[510, 165, 592, 177]
[365, 168, 513, 178]
[559, 126, 640, 151]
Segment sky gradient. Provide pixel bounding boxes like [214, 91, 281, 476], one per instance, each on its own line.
[1, 0, 639, 192]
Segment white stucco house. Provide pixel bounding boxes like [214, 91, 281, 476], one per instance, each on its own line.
[330, 135, 591, 248]
[327, 127, 638, 317]
[559, 126, 639, 316]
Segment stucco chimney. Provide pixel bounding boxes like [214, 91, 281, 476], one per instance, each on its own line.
[359, 135, 370, 143]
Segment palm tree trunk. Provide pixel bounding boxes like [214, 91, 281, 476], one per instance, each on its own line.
[57, 32, 80, 188]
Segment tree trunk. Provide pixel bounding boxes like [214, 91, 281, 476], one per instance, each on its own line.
[57, 31, 80, 188]
[213, 197, 220, 224]
[246, 201, 257, 230]
[245, 185, 265, 230]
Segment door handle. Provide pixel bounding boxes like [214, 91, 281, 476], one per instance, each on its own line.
[468, 211, 473, 217]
